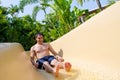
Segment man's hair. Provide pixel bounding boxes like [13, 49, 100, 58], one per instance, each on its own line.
[35, 32, 43, 38]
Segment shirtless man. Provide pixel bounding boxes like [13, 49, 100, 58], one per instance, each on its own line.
[30, 33, 71, 77]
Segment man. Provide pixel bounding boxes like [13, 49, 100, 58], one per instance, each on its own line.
[30, 33, 71, 77]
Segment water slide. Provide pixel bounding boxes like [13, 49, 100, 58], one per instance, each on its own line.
[0, 1, 120, 80]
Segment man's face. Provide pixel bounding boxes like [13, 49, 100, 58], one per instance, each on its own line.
[36, 35, 43, 43]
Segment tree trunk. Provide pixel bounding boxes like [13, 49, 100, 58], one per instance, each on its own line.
[95, 0, 103, 10]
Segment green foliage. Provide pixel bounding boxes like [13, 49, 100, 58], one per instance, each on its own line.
[0, 0, 101, 50]
[0, 6, 42, 50]
[77, 0, 90, 6]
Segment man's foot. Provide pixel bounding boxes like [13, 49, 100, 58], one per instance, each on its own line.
[64, 62, 72, 72]
[54, 64, 60, 77]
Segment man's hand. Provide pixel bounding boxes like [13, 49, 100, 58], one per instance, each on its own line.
[56, 55, 64, 62]
[34, 63, 39, 68]
[30, 57, 39, 68]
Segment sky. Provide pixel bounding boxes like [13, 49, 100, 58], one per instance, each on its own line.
[0, 0, 109, 22]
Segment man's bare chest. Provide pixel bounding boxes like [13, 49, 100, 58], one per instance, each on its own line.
[34, 44, 49, 53]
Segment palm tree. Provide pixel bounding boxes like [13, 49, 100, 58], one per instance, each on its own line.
[19, 0, 52, 20]
[48, 0, 73, 32]
[77, 0, 103, 10]
[95, 0, 103, 10]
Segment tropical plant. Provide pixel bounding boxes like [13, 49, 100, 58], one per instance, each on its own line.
[19, 0, 91, 41]
[19, 0, 52, 20]
[0, 0, 106, 50]
[0, 6, 43, 50]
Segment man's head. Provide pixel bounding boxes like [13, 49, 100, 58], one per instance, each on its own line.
[35, 33, 44, 43]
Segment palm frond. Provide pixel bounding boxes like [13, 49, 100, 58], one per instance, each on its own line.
[77, 0, 90, 6]
[19, 0, 39, 11]
[32, 5, 42, 20]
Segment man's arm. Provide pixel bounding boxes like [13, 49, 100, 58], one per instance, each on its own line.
[48, 43, 64, 62]
[30, 47, 38, 68]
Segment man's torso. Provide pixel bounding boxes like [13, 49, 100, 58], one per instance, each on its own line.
[33, 43, 50, 59]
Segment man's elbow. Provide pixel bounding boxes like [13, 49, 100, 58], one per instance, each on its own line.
[30, 57, 34, 64]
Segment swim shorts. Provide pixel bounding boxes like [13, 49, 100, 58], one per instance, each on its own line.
[36, 55, 55, 69]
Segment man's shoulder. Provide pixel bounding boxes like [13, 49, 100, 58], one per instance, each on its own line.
[43, 42, 49, 45]
[30, 44, 37, 50]
[43, 42, 50, 46]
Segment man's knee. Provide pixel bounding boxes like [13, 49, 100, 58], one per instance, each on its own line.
[51, 59, 59, 66]
[43, 61, 53, 73]
[43, 61, 49, 65]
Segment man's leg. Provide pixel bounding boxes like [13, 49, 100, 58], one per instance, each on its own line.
[49, 56, 72, 72]
[43, 61, 60, 77]
[37, 57, 60, 77]
[51, 59, 71, 72]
